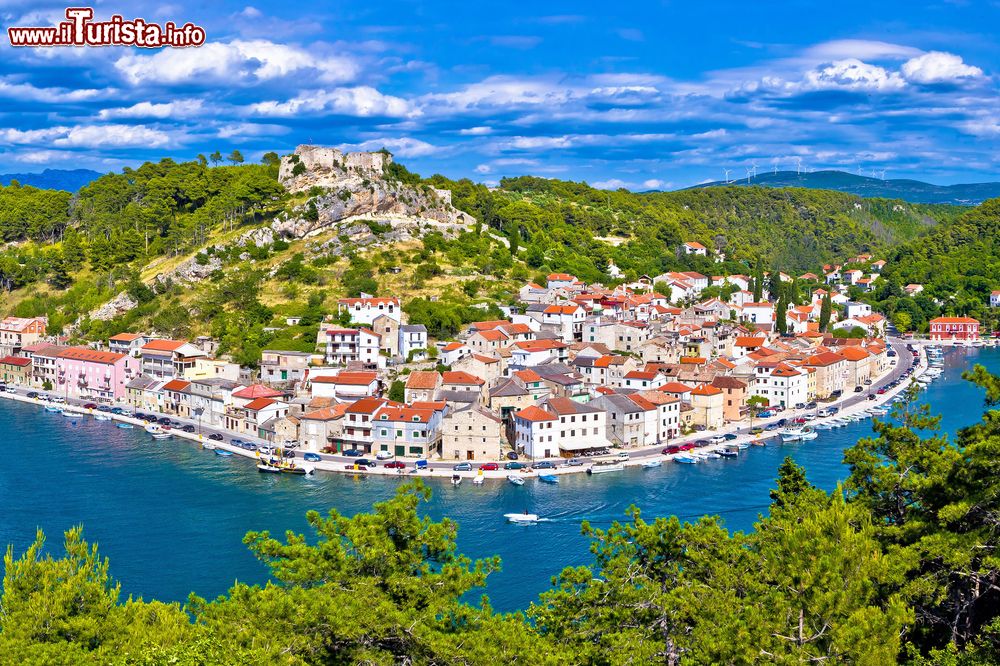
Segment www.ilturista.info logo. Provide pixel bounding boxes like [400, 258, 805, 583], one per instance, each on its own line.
[7, 7, 206, 48]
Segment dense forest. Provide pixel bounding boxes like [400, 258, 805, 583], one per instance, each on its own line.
[3, 374, 1000, 664]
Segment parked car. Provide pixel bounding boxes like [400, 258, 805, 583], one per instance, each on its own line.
[693, 439, 711, 447]
[565, 457, 585, 466]
[83, 402, 97, 409]
[662, 445, 681, 454]
[854, 386, 864, 393]
[353, 458, 375, 468]
[710, 435, 726, 444]
[303, 453, 321, 462]
[258, 446, 274, 456]
[110, 407, 125, 415]
[26, 392, 38, 399]
[504, 461, 525, 470]
[453, 462, 472, 471]
[750, 427, 764, 435]
[723, 433, 739, 441]
[678, 443, 696, 451]
[181, 425, 196, 433]
[868, 394, 877, 401]
[157, 416, 171, 424]
[208, 433, 224, 441]
[375, 450, 393, 460]
[877, 388, 887, 395]
[342, 449, 363, 457]
[794, 403, 806, 410]
[532, 461, 556, 470]
[478, 462, 499, 471]
[52, 396, 65, 404]
[384, 461, 406, 469]
[505, 451, 519, 460]
[805, 402, 818, 410]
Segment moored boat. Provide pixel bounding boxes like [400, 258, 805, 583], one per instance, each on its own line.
[508, 474, 525, 485]
[94, 413, 111, 421]
[116, 422, 133, 429]
[673, 455, 698, 464]
[44, 405, 62, 413]
[587, 461, 624, 474]
[779, 427, 806, 442]
[202, 442, 216, 450]
[281, 466, 307, 475]
[451, 474, 462, 486]
[215, 448, 234, 457]
[257, 462, 281, 473]
[641, 459, 662, 468]
[538, 474, 559, 484]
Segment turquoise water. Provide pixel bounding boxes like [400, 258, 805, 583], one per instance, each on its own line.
[1, 347, 994, 612]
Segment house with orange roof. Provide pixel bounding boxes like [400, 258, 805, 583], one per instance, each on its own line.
[54, 346, 139, 402]
[224, 396, 290, 439]
[441, 370, 486, 399]
[310, 371, 380, 401]
[681, 241, 708, 256]
[689, 384, 724, 430]
[0, 355, 32, 386]
[333, 397, 389, 453]
[929, 316, 979, 343]
[467, 328, 510, 354]
[0, 316, 47, 356]
[803, 351, 847, 399]
[546, 273, 578, 289]
[107, 332, 147, 356]
[140, 339, 206, 379]
[337, 297, 401, 326]
[572, 354, 638, 388]
[371, 404, 444, 459]
[509, 339, 568, 369]
[634, 390, 681, 442]
[512, 405, 559, 458]
[711, 375, 748, 422]
[438, 341, 470, 366]
[541, 303, 586, 342]
[622, 369, 667, 391]
[658, 381, 694, 402]
[836, 346, 873, 388]
[452, 352, 505, 383]
[752, 361, 808, 408]
[404, 371, 442, 403]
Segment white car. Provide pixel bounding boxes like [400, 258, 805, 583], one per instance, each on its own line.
[4, 386, 15, 394]
[375, 450, 394, 460]
[51, 396, 65, 404]
[710, 435, 726, 444]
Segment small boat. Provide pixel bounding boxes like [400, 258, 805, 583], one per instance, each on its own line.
[587, 461, 625, 474]
[735, 442, 749, 450]
[641, 459, 662, 469]
[44, 405, 62, 413]
[718, 446, 738, 458]
[257, 462, 282, 473]
[451, 474, 462, 486]
[813, 422, 833, 430]
[94, 414, 111, 421]
[538, 474, 559, 484]
[215, 449, 234, 457]
[673, 455, 698, 464]
[798, 429, 818, 441]
[779, 428, 806, 442]
[61, 410, 79, 418]
[202, 442, 217, 450]
[281, 466, 307, 475]
[505, 512, 540, 523]
[116, 422, 133, 429]
[508, 475, 525, 486]
[472, 474, 485, 485]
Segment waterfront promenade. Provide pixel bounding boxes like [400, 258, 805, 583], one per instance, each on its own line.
[0, 337, 919, 481]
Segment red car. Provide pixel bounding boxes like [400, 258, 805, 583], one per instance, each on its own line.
[877, 388, 887, 395]
[479, 462, 499, 471]
[384, 461, 406, 469]
[679, 443, 696, 451]
[83, 403, 97, 409]
[662, 445, 681, 455]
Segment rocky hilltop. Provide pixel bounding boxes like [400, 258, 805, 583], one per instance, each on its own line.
[274, 145, 474, 239]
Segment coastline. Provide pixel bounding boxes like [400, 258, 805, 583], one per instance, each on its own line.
[0, 337, 927, 482]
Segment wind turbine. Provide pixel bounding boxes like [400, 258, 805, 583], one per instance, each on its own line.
[880, 169, 887, 181]
[745, 167, 753, 184]
[723, 168, 732, 184]
[795, 157, 802, 175]
[772, 157, 779, 174]
[751, 161, 758, 179]
[857, 164, 863, 176]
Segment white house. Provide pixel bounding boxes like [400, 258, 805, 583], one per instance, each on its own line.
[337, 297, 401, 326]
[681, 241, 708, 256]
[751, 362, 808, 409]
[844, 302, 872, 319]
[311, 371, 379, 401]
[398, 324, 428, 360]
[323, 328, 382, 367]
[742, 302, 774, 325]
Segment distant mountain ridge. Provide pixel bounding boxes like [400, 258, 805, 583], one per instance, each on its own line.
[0, 168, 103, 192]
[687, 170, 1000, 205]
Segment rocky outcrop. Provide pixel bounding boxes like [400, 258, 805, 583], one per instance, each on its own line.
[88, 291, 138, 322]
[274, 145, 475, 240]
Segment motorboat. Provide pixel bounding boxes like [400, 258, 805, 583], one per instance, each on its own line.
[538, 474, 559, 484]
[508, 475, 525, 485]
[281, 466, 308, 475]
[799, 429, 818, 441]
[202, 442, 217, 450]
[505, 512, 540, 523]
[869, 407, 889, 416]
[587, 461, 625, 474]
[735, 442, 749, 450]
[779, 427, 806, 442]
[257, 462, 282, 473]
[673, 455, 698, 464]
[116, 422, 133, 429]
[94, 413, 111, 421]
[451, 474, 462, 486]
[472, 474, 485, 485]
[61, 410, 79, 417]
[718, 446, 738, 458]
[641, 459, 662, 469]
[215, 449, 234, 457]
[43, 405, 62, 413]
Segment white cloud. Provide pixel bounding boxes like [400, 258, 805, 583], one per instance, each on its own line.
[114, 39, 358, 85]
[250, 87, 415, 118]
[593, 178, 631, 189]
[902, 51, 983, 84]
[805, 59, 906, 91]
[803, 40, 921, 62]
[0, 124, 172, 149]
[0, 77, 108, 103]
[474, 164, 492, 174]
[98, 100, 205, 120]
[459, 126, 493, 135]
[420, 76, 577, 112]
[338, 137, 439, 158]
[217, 123, 290, 139]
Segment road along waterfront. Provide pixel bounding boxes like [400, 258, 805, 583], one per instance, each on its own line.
[0, 343, 987, 612]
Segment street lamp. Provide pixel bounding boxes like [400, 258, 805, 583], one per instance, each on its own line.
[194, 406, 204, 441]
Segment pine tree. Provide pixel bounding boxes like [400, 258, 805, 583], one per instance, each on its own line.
[819, 291, 832, 332]
[753, 261, 764, 302]
[776, 290, 788, 334]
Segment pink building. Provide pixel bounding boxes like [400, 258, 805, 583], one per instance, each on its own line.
[55, 347, 139, 402]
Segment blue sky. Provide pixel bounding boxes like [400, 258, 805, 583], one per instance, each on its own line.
[1, 0, 998, 188]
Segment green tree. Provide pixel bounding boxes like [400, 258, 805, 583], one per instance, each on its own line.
[893, 311, 912, 333]
[819, 291, 832, 332]
[209, 150, 222, 166]
[388, 379, 405, 402]
[775, 291, 788, 334]
[227, 150, 244, 166]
